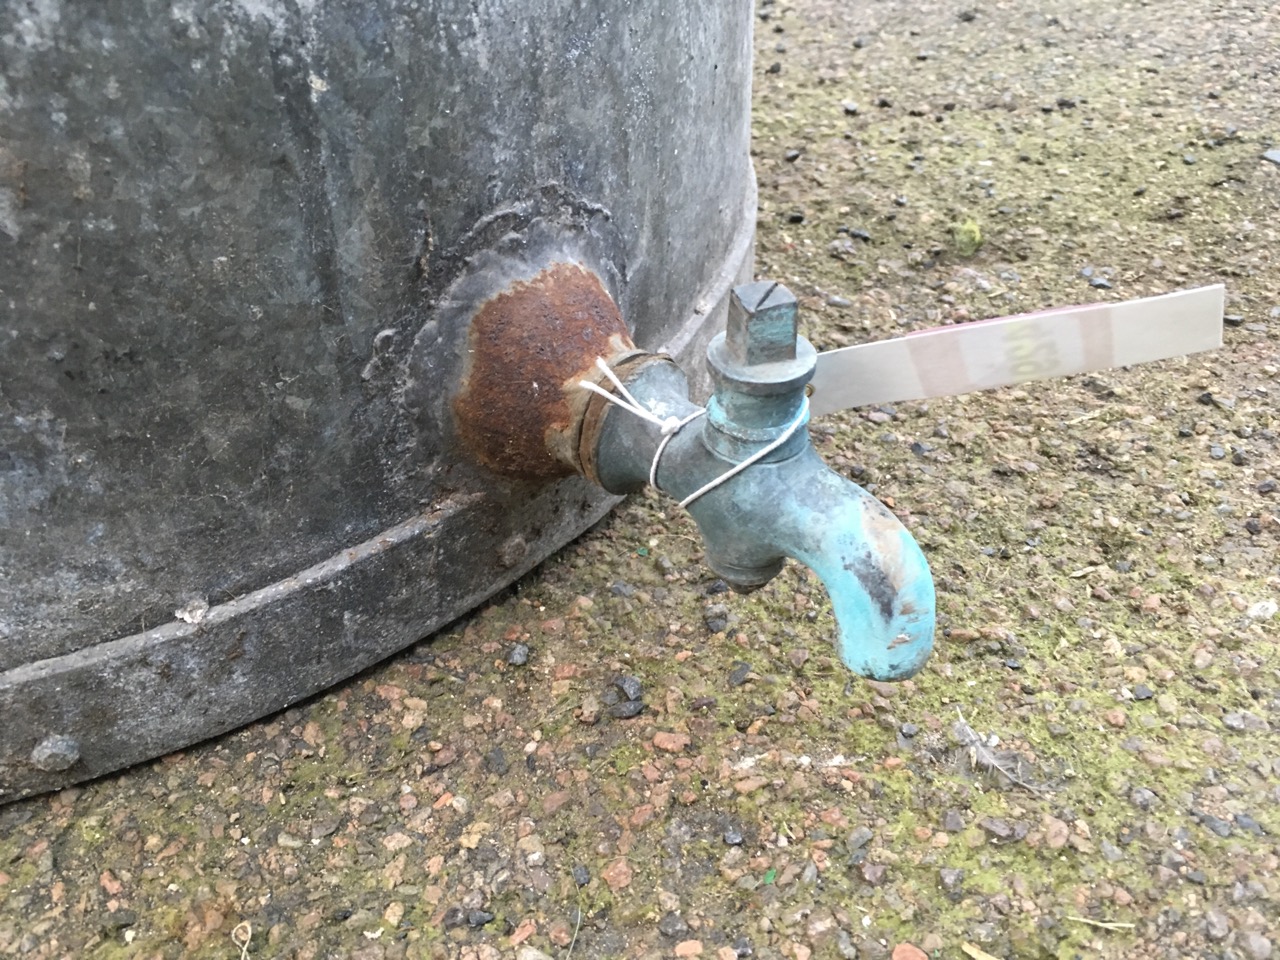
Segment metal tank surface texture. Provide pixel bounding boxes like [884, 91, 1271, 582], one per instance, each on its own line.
[0, 0, 757, 802]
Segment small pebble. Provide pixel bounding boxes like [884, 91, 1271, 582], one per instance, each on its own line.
[784, 149, 801, 162]
[978, 817, 1014, 840]
[1205, 909, 1230, 941]
[1130, 787, 1158, 810]
[572, 865, 591, 887]
[467, 910, 495, 928]
[1240, 931, 1273, 960]
[1194, 810, 1232, 837]
[1100, 839, 1124, 862]
[608, 699, 645, 719]
[704, 603, 730, 633]
[577, 695, 602, 725]
[1103, 707, 1128, 728]
[841, 100, 860, 115]
[723, 824, 744, 846]
[484, 747, 509, 776]
[1089, 277, 1113, 289]
[658, 912, 691, 938]
[847, 826, 874, 851]
[1234, 813, 1264, 836]
[1245, 601, 1278, 623]
[613, 675, 644, 702]
[1132, 684, 1154, 701]
[507, 643, 530, 666]
[102, 910, 138, 931]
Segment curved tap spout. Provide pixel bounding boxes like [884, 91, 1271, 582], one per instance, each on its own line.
[587, 354, 937, 682]
[683, 444, 936, 681]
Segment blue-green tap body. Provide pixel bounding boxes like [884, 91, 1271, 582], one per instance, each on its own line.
[590, 283, 936, 681]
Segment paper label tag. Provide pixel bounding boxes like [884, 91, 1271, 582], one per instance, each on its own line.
[808, 285, 1224, 416]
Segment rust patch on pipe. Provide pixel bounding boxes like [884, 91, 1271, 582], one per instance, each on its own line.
[453, 262, 637, 478]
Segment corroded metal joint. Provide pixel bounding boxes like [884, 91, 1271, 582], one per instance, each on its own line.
[452, 262, 641, 479]
[576, 352, 680, 486]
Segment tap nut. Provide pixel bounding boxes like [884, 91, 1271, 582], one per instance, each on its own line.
[726, 281, 798, 366]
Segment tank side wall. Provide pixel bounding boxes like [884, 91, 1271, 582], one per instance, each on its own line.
[0, 1, 753, 665]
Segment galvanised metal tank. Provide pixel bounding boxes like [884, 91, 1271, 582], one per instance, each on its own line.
[0, 0, 756, 802]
